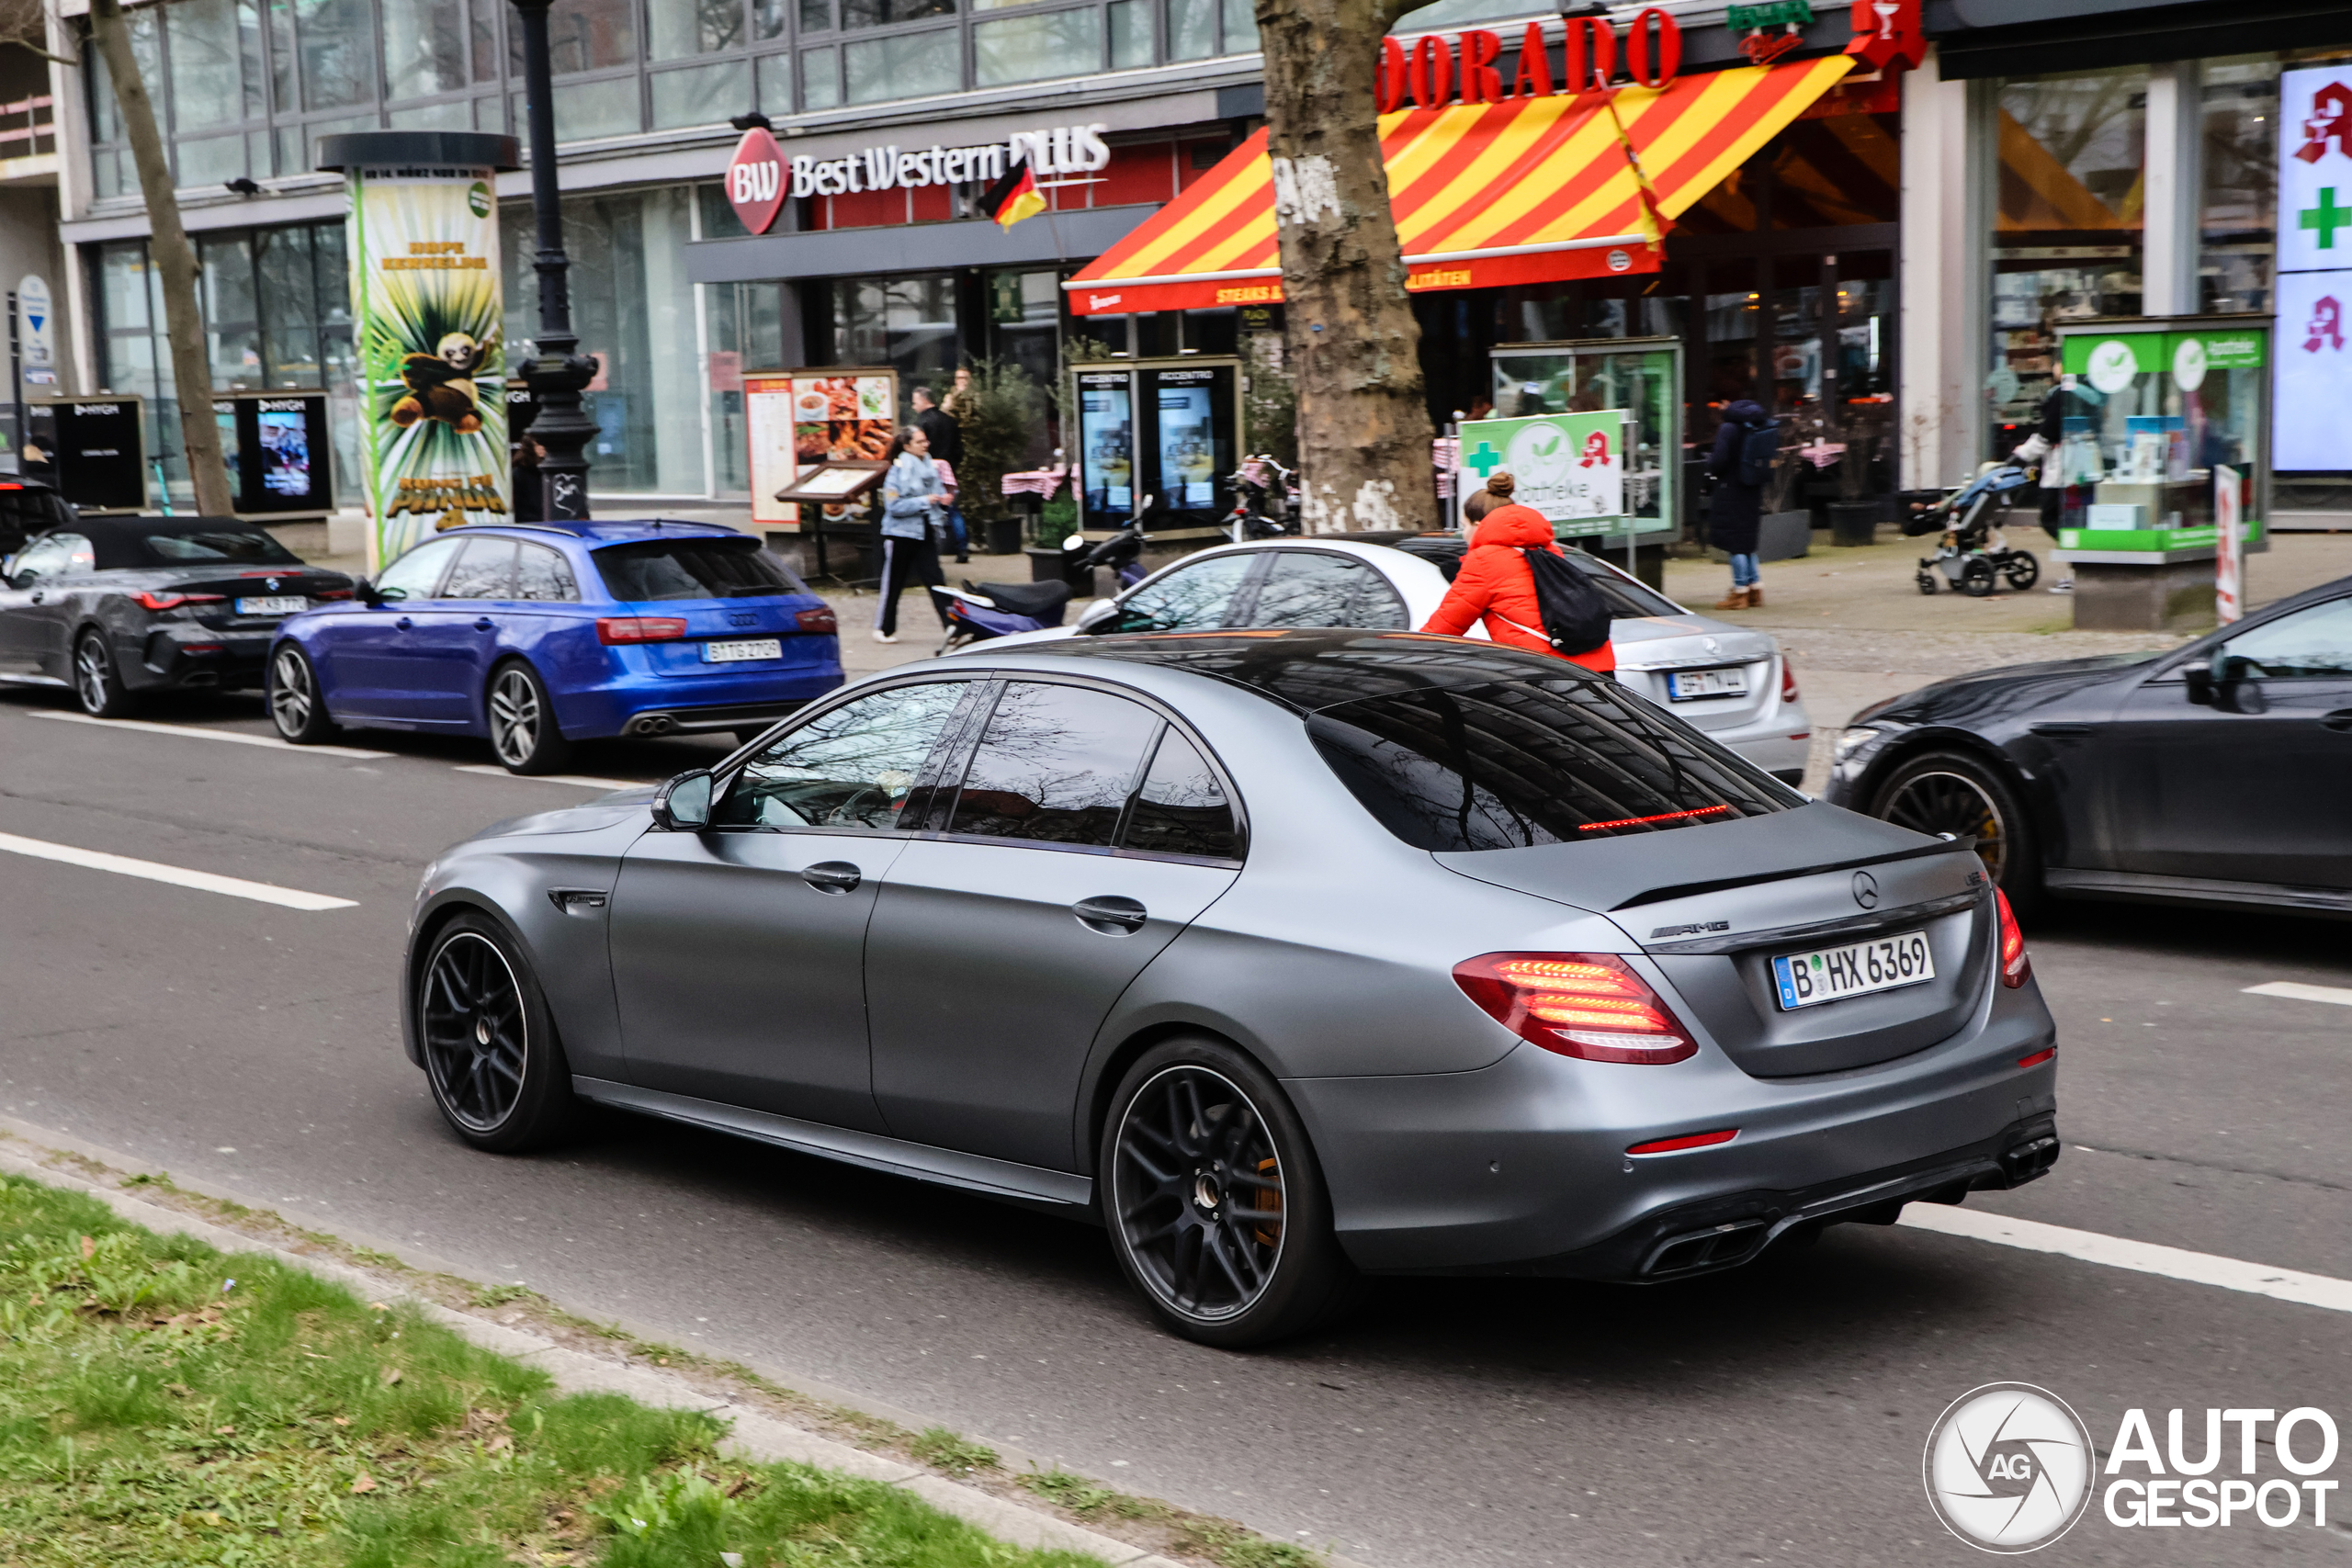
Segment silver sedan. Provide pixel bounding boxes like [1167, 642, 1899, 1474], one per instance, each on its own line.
[957, 537, 1814, 781]
[404, 632, 2058, 1347]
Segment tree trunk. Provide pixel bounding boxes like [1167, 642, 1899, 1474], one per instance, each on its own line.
[1252, 0, 1437, 534]
[87, 0, 234, 517]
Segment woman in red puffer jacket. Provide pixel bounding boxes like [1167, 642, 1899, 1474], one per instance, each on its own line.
[1419, 473, 1616, 672]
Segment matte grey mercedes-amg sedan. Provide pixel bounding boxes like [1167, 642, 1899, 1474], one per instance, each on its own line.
[403, 631, 2061, 1346]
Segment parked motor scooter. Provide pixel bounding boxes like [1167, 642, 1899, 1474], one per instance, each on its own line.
[1905, 434, 2046, 596]
[930, 500, 1155, 650]
[1224, 455, 1299, 543]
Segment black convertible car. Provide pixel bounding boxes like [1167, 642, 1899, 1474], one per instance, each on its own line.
[1827, 575, 2352, 919]
[0, 515, 354, 715]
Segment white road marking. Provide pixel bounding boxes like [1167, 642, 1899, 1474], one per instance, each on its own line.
[1899, 1203, 2352, 1314]
[2243, 979, 2352, 1008]
[452, 764, 644, 790]
[22, 708, 392, 760]
[0, 832, 356, 911]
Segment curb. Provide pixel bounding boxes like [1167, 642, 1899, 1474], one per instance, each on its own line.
[0, 1134, 1202, 1568]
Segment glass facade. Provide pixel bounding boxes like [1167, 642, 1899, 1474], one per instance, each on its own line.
[83, 0, 1268, 193]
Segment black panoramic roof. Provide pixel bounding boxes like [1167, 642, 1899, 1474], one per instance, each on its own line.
[1023, 629, 1606, 713]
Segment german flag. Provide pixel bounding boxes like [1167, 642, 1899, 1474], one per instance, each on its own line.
[981, 159, 1046, 230]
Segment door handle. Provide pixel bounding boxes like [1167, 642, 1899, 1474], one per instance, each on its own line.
[2324, 710, 2352, 733]
[1072, 895, 1148, 934]
[394, 616, 413, 630]
[800, 861, 862, 894]
[473, 617, 494, 631]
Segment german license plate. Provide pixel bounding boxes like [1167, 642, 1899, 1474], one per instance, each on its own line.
[702, 637, 782, 663]
[1771, 930, 1934, 1010]
[1667, 666, 1747, 701]
[234, 595, 307, 616]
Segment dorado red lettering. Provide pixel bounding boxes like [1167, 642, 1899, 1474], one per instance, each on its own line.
[1458, 29, 1504, 104]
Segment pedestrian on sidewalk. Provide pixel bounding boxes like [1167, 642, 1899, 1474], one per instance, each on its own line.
[1419, 473, 1615, 672]
[873, 425, 951, 644]
[1706, 398, 1778, 610]
[911, 384, 969, 562]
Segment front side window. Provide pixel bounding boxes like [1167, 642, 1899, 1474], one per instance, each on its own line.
[2216, 597, 2352, 680]
[10, 533, 94, 580]
[441, 536, 517, 599]
[595, 538, 799, 601]
[1310, 674, 1799, 852]
[715, 681, 967, 830]
[947, 682, 1162, 847]
[1111, 552, 1255, 634]
[373, 535, 464, 601]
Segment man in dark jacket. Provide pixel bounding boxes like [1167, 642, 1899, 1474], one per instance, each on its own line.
[1706, 398, 1776, 609]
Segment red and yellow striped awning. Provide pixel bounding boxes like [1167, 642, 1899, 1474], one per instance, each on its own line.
[1067, 54, 1855, 315]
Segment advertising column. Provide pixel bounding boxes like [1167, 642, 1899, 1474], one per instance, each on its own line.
[318, 132, 521, 570]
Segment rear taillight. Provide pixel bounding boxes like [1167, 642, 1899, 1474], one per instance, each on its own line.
[796, 606, 838, 634]
[133, 591, 226, 612]
[1996, 887, 2031, 988]
[1453, 953, 1698, 1065]
[1780, 658, 1799, 705]
[597, 615, 687, 645]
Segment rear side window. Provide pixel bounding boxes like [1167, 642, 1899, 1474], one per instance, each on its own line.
[1251, 551, 1408, 630]
[140, 528, 300, 565]
[515, 543, 578, 601]
[595, 538, 802, 601]
[1309, 676, 1798, 851]
[441, 536, 516, 599]
[1124, 728, 1242, 861]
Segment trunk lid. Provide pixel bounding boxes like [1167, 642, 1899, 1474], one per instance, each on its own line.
[1608, 616, 1779, 735]
[619, 595, 837, 678]
[166, 569, 352, 630]
[1438, 805, 1991, 1077]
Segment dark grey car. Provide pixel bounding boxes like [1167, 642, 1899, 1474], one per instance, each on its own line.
[0, 515, 354, 713]
[404, 632, 2061, 1346]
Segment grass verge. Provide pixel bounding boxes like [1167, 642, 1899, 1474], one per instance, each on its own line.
[0, 1169, 1113, 1567]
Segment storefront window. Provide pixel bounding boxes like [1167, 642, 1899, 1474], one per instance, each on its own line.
[653, 59, 749, 126]
[1988, 66, 2147, 452]
[168, 0, 264, 130]
[382, 0, 469, 100]
[1167, 0, 1214, 62]
[975, 9, 1102, 85]
[2201, 58, 2278, 315]
[256, 226, 322, 384]
[842, 28, 957, 103]
[833, 275, 958, 386]
[648, 0, 745, 60]
[1108, 0, 1149, 67]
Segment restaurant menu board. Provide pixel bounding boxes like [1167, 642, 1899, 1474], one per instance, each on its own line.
[745, 369, 896, 530]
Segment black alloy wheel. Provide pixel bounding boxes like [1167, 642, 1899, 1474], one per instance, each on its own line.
[267, 645, 339, 743]
[1102, 1038, 1357, 1348]
[1871, 750, 2041, 916]
[2003, 552, 2041, 591]
[73, 630, 136, 717]
[486, 660, 573, 775]
[417, 914, 576, 1152]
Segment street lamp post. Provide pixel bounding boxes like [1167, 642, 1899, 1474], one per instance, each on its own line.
[507, 0, 597, 519]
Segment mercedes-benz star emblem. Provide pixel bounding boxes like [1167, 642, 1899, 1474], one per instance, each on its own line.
[1851, 870, 1881, 909]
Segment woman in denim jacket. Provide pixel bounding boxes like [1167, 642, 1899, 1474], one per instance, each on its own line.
[874, 425, 950, 644]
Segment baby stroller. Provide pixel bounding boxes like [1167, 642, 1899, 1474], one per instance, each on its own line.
[1904, 434, 2044, 597]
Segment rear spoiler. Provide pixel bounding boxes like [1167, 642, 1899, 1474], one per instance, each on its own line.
[1611, 835, 1979, 911]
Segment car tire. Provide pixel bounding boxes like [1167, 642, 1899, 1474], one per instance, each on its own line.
[1100, 1037, 1359, 1348]
[485, 660, 573, 775]
[266, 644, 340, 744]
[415, 911, 577, 1153]
[1869, 749, 2041, 917]
[72, 629, 139, 717]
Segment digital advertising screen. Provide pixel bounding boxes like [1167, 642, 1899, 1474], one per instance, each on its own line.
[227, 394, 333, 516]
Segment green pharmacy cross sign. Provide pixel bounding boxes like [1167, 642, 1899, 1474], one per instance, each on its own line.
[1454, 410, 1632, 534]
[2301, 187, 2352, 250]
[1463, 439, 1504, 479]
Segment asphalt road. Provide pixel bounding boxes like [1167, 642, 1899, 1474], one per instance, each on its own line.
[1, 686, 2347, 1568]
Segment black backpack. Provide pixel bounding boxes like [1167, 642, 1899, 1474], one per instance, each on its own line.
[1736, 421, 1781, 487]
[1518, 547, 1613, 657]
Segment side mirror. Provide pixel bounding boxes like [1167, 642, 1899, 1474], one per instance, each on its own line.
[651, 769, 714, 831]
[1077, 597, 1120, 633]
[2183, 664, 2215, 705]
[355, 578, 383, 607]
